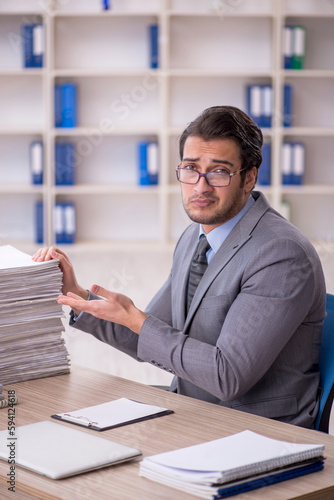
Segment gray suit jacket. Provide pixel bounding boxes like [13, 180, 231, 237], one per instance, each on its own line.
[71, 192, 326, 428]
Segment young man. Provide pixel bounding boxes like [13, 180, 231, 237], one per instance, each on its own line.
[33, 106, 326, 428]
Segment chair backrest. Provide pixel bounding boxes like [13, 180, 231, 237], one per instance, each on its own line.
[315, 293, 334, 432]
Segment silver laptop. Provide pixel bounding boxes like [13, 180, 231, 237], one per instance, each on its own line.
[0, 420, 141, 479]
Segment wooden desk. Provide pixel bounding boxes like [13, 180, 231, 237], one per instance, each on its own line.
[1, 366, 334, 500]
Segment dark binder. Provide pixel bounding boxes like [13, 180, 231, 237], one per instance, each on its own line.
[214, 460, 324, 499]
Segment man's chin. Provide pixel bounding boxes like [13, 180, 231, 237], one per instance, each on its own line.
[185, 209, 220, 226]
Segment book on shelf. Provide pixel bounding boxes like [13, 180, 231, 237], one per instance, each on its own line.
[139, 430, 325, 499]
[55, 143, 75, 185]
[138, 141, 159, 186]
[283, 25, 306, 70]
[258, 142, 271, 186]
[281, 142, 305, 185]
[0, 245, 70, 386]
[55, 83, 77, 128]
[21, 24, 44, 68]
[246, 84, 293, 128]
[30, 141, 43, 185]
[149, 24, 159, 69]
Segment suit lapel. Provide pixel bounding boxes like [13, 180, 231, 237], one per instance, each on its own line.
[183, 192, 270, 331]
[173, 225, 199, 327]
[183, 225, 251, 330]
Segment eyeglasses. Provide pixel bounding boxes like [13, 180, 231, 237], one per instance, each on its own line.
[176, 164, 247, 187]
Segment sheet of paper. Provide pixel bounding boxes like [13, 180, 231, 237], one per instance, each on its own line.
[55, 398, 172, 429]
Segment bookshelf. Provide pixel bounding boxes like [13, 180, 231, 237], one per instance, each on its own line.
[0, 0, 334, 250]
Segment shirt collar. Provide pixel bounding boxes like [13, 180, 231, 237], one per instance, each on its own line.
[199, 194, 255, 256]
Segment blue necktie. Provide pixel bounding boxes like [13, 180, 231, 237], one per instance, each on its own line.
[187, 235, 211, 313]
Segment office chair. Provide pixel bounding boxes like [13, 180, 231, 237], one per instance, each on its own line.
[315, 293, 334, 433]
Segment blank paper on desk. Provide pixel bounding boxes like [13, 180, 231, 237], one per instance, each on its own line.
[52, 397, 174, 431]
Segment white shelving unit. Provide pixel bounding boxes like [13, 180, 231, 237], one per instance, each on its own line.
[0, 0, 334, 251]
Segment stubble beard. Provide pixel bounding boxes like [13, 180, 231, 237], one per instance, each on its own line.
[183, 188, 245, 226]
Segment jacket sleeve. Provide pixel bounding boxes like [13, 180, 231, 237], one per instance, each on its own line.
[137, 238, 326, 401]
[69, 273, 173, 361]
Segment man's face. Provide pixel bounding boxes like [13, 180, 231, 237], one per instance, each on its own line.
[180, 136, 257, 233]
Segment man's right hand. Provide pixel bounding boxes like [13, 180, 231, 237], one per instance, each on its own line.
[32, 246, 89, 300]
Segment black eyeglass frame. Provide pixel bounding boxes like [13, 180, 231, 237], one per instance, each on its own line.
[175, 165, 248, 187]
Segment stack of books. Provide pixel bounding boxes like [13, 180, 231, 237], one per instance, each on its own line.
[140, 430, 325, 499]
[0, 245, 70, 385]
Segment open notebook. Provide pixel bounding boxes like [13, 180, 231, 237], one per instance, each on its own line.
[0, 421, 141, 479]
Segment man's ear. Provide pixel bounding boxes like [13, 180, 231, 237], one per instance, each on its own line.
[245, 166, 258, 192]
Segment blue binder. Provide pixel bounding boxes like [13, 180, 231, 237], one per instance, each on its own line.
[22, 25, 34, 68]
[246, 85, 262, 127]
[54, 85, 62, 127]
[291, 142, 305, 185]
[149, 25, 159, 69]
[138, 142, 159, 185]
[30, 141, 43, 185]
[32, 24, 44, 68]
[214, 460, 324, 499]
[54, 202, 64, 244]
[283, 25, 293, 69]
[282, 142, 293, 185]
[261, 85, 272, 128]
[35, 201, 44, 244]
[138, 142, 151, 186]
[54, 202, 76, 244]
[63, 202, 76, 244]
[258, 143, 271, 186]
[55, 143, 75, 185]
[61, 84, 77, 128]
[283, 84, 293, 127]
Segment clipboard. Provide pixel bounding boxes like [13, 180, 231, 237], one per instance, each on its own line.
[51, 397, 174, 431]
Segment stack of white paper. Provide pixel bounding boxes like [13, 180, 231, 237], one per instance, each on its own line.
[0, 245, 70, 384]
[139, 430, 325, 499]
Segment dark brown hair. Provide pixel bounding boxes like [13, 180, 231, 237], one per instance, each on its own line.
[179, 106, 263, 183]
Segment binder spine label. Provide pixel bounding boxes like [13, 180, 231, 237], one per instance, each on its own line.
[30, 141, 43, 185]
